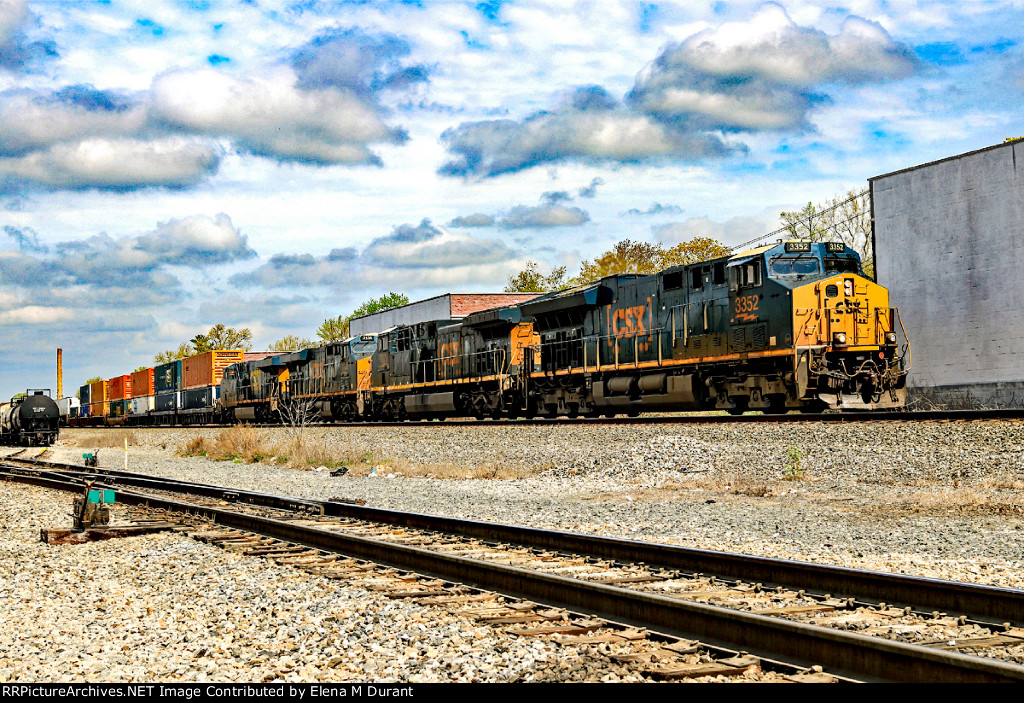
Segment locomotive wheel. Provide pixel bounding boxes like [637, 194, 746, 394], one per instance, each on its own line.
[726, 398, 748, 416]
[762, 396, 789, 415]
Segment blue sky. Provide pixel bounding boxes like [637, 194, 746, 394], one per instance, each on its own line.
[0, 0, 1021, 399]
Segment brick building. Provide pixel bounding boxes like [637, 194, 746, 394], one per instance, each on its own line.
[348, 293, 540, 335]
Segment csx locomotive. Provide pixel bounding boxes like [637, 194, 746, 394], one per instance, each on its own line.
[72, 240, 908, 425]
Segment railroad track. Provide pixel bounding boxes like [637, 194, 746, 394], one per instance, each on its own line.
[60, 407, 1024, 430]
[3, 455, 1024, 682]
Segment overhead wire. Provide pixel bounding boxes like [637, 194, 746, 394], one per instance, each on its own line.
[729, 189, 869, 252]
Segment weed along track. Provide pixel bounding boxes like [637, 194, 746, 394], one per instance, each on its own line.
[4, 456, 1024, 683]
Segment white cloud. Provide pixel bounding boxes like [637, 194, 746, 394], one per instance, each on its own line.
[627, 2, 918, 131]
[0, 89, 146, 156]
[499, 204, 590, 228]
[0, 137, 222, 190]
[135, 213, 256, 265]
[150, 68, 399, 165]
[0, 0, 27, 46]
[0, 305, 74, 325]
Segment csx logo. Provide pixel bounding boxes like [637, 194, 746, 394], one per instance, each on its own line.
[611, 305, 648, 336]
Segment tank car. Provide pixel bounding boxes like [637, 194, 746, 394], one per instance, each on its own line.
[1, 390, 60, 445]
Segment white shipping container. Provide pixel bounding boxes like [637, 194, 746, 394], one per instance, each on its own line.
[57, 396, 80, 418]
[130, 396, 155, 415]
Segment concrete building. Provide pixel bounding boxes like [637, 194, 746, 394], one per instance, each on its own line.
[349, 293, 540, 335]
[870, 139, 1024, 406]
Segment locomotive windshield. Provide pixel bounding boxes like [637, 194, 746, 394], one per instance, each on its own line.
[350, 337, 376, 359]
[769, 256, 820, 277]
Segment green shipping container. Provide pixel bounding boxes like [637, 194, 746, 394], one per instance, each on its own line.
[154, 360, 183, 393]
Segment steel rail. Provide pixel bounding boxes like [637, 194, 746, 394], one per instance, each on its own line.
[61, 407, 1024, 429]
[5, 457, 1024, 627]
[6, 471, 1023, 683]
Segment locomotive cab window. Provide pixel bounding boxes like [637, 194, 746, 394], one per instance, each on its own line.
[730, 260, 762, 290]
[713, 262, 726, 285]
[663, 271, 683, 291]
[825, 256, 861, 274]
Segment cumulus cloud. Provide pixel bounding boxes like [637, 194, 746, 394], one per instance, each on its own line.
[627, 3, 918, 132]
[0, 0, 27, 47]
[0, 214, 253, 292]
[0, 87, 145, 157]
[290, 27, 429, 97]
[363, 220, 516, 268]
[0, 0, 55, 72]
[577, 177, 604, 198]
[133, 214, 256, 265]
[447, 213, 495, 228]
[3, 224, 46, 252]
[624, 202, 683, 216]
[150, 68, 405, 165]
[440, 107, 732, 177]
[498, 204, 590, 228]
[439, 5, 917, 177]
[234, 220, 523, 289]
[540, 190, 572, 205]
[0, 26, 423, 190]
[0, 137, 222, 191]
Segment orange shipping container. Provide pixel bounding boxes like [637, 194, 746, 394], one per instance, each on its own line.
[108, 375, 132, 401]
[131, 368, 155, 397]
[183, 350, 244, 389]
[90, 401, 108, 418]
[90, 380, 109, 404]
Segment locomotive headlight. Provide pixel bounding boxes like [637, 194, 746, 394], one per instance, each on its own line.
[844, 279, 854, 296]
[833, 332, 847, 345]
[885, 332, 898, 345]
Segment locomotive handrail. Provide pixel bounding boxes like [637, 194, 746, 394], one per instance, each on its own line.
[527, 327, 669, 373]
[410, 347, 508, 383]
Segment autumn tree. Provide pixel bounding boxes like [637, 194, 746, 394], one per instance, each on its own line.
[191, 324, 253, 353]
[504, 261, 568, 292]
[317, 315, 350, 343]
[154, 343, 193, 364]
[569, 237, 731, 286]
[660, 237, 732, 269]
[268, 335, 315, 352]
[350, 292, 410, 319]
[780, 189, 873, 278]
[154, 324, 253, 363]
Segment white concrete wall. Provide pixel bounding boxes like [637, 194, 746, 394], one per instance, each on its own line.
[349, 295, 451, 335]
[872, 140, 1024, 403]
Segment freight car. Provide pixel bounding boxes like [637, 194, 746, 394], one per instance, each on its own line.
[69, 240, 908, 425]
[1, 390, 60, 445]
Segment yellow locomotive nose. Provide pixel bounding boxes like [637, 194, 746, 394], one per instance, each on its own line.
[793, 274, 899, 349]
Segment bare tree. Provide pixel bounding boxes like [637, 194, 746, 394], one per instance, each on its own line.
[780, 189, 873, 277]
[277, 394, 322, 445]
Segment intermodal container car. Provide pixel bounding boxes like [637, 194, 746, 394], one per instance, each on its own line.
[183, 351, 244, 389]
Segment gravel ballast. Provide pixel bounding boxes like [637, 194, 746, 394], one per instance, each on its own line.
[3, 420, 1023, 681]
